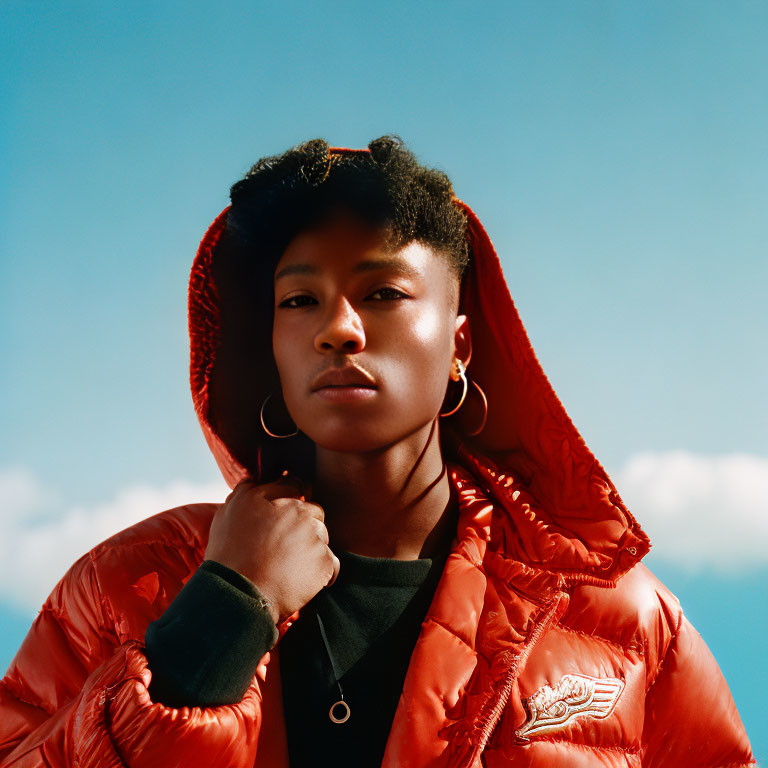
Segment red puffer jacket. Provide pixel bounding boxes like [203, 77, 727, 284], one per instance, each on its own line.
[0, 161, 756, 767]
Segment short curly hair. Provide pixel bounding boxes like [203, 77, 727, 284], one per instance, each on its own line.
[221, 135, 469, 301]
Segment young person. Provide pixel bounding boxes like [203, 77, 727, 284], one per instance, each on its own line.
[0, 137, 755, 767]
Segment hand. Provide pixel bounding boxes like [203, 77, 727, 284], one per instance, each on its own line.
[204, 473, 340, 625]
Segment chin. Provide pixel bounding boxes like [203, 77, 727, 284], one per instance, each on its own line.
[304, 417, 434, 455]
[305, 428, 389, 454]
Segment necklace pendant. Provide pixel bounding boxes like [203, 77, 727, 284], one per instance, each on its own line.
[329, 699, 351, 724]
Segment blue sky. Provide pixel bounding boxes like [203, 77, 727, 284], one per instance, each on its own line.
[2, 0, 766, 757]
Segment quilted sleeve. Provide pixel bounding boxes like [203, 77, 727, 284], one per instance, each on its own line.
[0, 551, 266, 767]
[641, 608, 756, 768]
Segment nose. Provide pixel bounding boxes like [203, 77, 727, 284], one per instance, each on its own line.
[314, 295, 366, 354]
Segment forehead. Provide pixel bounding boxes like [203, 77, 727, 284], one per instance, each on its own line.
[274, 213, 449, 283]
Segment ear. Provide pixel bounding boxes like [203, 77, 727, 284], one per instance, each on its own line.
[453, 314, 472, 369]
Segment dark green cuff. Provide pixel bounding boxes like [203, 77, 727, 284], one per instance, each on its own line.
[145, 560, 279, 707]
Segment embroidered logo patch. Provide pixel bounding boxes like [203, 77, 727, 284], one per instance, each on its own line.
[515, 673, 625, 741]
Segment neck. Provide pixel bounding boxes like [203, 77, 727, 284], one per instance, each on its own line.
[311, 418, 458, 561]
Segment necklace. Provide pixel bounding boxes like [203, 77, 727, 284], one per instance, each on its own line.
[315, 608, 350, 724]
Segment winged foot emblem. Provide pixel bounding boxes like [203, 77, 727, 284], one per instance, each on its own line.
[515, 673, 625, 741]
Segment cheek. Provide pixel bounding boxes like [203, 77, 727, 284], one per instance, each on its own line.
[272, 324, 299, 392]
[392, 311, 454, 397]
[410, 309, 444, 345]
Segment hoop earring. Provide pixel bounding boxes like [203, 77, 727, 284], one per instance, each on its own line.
[440, 359, 468, 417]
[439, 359, 489, 437]
[260, 391, 300, 438]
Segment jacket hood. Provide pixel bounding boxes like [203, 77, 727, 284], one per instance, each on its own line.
[187, 147, 650, 585]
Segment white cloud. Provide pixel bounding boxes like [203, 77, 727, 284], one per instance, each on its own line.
[0, 466, 230, 612]
[1, 451, 766, 612]
[613, 450, 768, 572]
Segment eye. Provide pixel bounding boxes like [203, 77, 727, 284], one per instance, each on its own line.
[367, 287, 409, 301]
[277, 287, 409, 309]
[278, 294, 317, 309]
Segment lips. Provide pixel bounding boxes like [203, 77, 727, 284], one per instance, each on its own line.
[311, 366, 378, 391]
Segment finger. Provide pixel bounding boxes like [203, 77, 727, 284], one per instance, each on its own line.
[313, 518, 329, 546]
[326, 551, 341, 587]
[230, 477, 260, 497]
[270, 497, 326, 527]
[279, 471, 313, 500]
[281, 471, 313, 502]
[261, 476, 307, 502]
[302, 501, 325, 522]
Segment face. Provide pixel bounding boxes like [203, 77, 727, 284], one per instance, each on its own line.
[272, 212, 470, 453]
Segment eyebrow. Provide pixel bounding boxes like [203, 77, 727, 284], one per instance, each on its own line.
[274, 258, 422, 282]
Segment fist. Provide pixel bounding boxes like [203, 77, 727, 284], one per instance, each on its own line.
[204, 473, 340, 624]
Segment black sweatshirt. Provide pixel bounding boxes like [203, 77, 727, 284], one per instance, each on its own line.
[145, 539, 451, 767]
